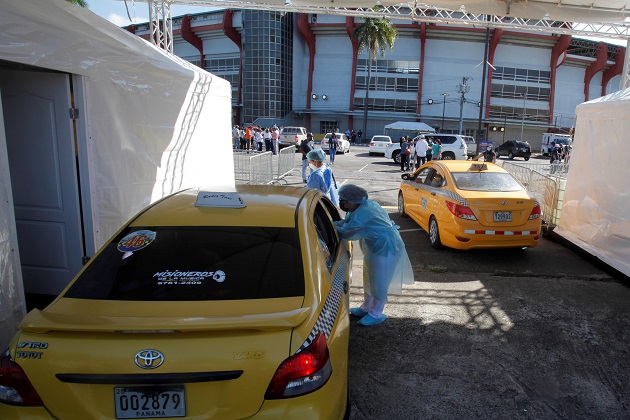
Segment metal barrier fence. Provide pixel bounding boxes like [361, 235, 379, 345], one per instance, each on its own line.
[233, 147, 299, 184]
[503, 161, 567, 228]
[233, 150, 273, 184]
[274, 146, 300, 184]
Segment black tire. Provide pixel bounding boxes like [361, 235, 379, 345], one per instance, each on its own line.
[392, 150, 401, 164]
[429, 216, 443, 249]
[397, 192, 407, 217]
[524, 156, 530, 161]
[441, 152, 455, 160]
[508, 152, 515, 160]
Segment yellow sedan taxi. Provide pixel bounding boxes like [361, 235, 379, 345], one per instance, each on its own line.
[398, 161, 542, 250]
[0, 185, 351, 419]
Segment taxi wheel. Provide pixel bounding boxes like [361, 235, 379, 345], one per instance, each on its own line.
[397, 192, 407, 217]
[429, 216, 443, 249]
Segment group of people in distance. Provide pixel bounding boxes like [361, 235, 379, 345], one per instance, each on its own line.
[232, 124, 280, 154]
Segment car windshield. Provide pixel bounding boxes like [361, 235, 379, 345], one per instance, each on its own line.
[64, 226, 305, 301]
[451, 172, 523, 192]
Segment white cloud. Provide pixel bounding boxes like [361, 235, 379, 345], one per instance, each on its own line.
[107, 12, 148, 27]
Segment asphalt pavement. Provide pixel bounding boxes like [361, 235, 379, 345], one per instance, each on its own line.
[278, 146, 630, 420]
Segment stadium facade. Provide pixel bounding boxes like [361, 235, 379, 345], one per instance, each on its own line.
[126, 10, 624, 150]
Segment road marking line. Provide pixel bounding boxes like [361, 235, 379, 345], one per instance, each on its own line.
[359, 164, 369, 172]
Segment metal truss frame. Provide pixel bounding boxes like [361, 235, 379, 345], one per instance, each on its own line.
[148, 0, 630, 87]
[149, 0, 174, 53]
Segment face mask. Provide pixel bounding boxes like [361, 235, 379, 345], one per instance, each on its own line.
[339, 201, 350, 212]
[309, 163, 318, 171]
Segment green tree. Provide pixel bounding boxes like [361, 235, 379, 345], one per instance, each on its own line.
[66, 0, 89, 7]
[352, 14, 397, 140]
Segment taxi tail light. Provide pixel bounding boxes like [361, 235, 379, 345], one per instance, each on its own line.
[446, 201, 477, 220]
[265, 333, 332, 399]
[0, 348, 44, 406]
[529, 203, 541, 220]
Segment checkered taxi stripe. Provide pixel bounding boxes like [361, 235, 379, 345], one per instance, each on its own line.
[295, 252, 348, 354]
[464, 230, 538, 235]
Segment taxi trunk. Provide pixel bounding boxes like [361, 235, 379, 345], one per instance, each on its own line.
[12, 299, 305, 420]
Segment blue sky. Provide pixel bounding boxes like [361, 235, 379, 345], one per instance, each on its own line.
[89, 0, 217, 26]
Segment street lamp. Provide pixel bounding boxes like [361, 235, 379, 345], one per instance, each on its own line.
[520, 94, 526, 142]
[441, 92, 449, 132]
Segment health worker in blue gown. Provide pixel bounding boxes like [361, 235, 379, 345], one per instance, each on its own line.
[334, 184, 414, 326]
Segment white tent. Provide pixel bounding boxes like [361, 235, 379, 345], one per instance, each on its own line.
[384, 121, 436, 134]
[555, 89, 630, 277]
[0, 0, 234, 347]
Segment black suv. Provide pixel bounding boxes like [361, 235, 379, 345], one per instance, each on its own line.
[496, 140, 531, 161]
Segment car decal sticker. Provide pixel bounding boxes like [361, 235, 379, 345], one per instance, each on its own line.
[118, 230, 156, 253]
[401, 180, 468, 206]
[295, 251, 349, 354]
[153, 270, 226, 285]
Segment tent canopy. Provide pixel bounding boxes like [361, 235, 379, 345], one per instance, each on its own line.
[384, 121, 436, 133]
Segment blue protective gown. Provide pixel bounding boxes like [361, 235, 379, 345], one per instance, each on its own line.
[307, 164, 339, 205]
[334, 200, 414, 317]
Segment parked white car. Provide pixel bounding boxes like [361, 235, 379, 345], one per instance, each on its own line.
[278, 126, 307, 150]
[321, 133, 350, 154]
[462, 135, 477, 158]
[385, 134, 468, 163]
[369, 135, 392, 155]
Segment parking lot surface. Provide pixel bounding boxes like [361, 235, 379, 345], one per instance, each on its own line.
[281, 147, 630, 419]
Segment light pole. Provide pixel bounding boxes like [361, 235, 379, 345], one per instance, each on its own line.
[441, 92, 449, 132]
[520, 94, 526, 142]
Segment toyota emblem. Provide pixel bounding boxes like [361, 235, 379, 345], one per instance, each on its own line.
[135, 349, 164, 369]
[501, 201, 508, 206]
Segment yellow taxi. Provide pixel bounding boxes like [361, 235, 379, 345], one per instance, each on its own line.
[0, 185, 351, 419]
[398, 161, 542, 250]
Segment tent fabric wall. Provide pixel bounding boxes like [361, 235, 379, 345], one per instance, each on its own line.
[555, 88, 630, 277]
[0, 0, 234, 346]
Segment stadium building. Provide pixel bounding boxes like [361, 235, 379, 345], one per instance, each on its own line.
[126, 10, 624, 150]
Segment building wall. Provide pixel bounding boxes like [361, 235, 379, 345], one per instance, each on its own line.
[131, 11, 625, 147]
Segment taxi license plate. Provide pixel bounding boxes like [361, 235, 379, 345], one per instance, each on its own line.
[494, 211, 512, 222]
[114, 385, 186, 419]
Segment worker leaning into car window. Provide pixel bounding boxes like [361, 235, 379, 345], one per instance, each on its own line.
[334, 184, 414, 326]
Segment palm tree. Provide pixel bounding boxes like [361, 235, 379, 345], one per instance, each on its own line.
[352, 14, 397, 140]
[66, 0, 89, 7]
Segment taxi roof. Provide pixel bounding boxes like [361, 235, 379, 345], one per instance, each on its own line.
[434, 160, 507, 174]
[131, 185, 312, 228]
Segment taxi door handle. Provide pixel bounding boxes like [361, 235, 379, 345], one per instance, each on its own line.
[343, 281, 349, 294]
[431, 192, 436, 196]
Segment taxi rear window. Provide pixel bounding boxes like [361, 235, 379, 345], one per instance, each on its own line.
[451, 172, 523, 192]
[65, 226, 304, 301]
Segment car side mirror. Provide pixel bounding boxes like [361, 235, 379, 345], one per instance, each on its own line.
[401, 173, 411, 180]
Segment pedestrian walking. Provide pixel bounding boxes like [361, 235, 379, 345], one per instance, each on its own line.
[299, 133, 314, 183]
[329, 132, 339, 165]
[415, 135, 428, 167]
